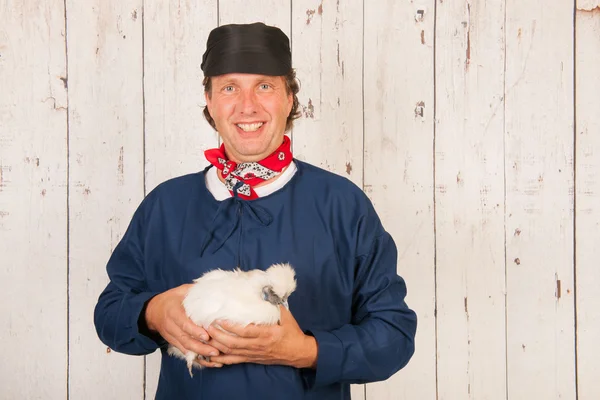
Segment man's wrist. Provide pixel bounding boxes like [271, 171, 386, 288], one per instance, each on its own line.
[298, 334, 318, 369]
[137, 295, 166, 345]
[143, 295, 158, 332]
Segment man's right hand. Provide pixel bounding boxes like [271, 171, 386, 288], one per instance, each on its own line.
[145, 284, 221, 362]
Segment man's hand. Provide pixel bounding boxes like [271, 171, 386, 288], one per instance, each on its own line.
[145, 284, 221, 365]
[202, 306, 318, 369]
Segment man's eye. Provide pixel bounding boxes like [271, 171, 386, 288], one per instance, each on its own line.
[223, 86, 235, 92]
[259, 84, 271, 90]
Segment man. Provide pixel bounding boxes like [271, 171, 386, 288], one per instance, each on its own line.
[94, 22, 417, 399]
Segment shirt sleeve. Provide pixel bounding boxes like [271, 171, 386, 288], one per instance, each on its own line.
[93, 191, 167, 355]
[303, 230, 417, 388]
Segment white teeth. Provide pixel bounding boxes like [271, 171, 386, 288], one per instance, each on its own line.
[236, 122, 264, 132]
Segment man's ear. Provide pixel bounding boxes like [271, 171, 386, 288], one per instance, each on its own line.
[287, 92, 293, 115]
[205, 91, 211, 113]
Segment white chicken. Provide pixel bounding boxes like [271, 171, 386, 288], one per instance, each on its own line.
[167, 263, 297, 376]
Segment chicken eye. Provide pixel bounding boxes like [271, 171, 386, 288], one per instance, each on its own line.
[262, 286, 283, 306]
[262, 286, 275, 302]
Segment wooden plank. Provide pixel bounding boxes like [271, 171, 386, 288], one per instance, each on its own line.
[291, 0, 363, 187]
[66, 1, 145, 397]
[363, 1, 435, 399]
[505, 0, 576, 398]
[0, 1, 68, 397]
[434, 1, 507, 399]
[575, 1, 600, 398]
[218, 0, 291, 31]
[142, 1, 218, 396]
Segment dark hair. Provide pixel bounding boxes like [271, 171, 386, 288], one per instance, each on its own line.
[202, 69, 301, 132]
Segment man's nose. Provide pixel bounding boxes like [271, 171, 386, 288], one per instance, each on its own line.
[238, 90, 259, 114]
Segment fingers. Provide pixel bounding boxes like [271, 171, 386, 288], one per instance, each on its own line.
[207, 326, 267, 356]
[279, 305, 292, 321]
[205, 335, 233, 355]
[180, 336, 220, 357]
[163, 321, 220, 358]
[197, 357, 223, 368]
[209, 354, 247, 366]
[208, 354, 279, 366]
[180, 318, 209, 342]
[164, 324, 220, 359]
[164, 334, 187, 357]
[207, 324, 243, 350]
[164, 298, 208, 341]
[278, 306, 299, 328]
[172, 316, 218, 356]
[215, 320, 262, 338]
[157, 287, 218, 357]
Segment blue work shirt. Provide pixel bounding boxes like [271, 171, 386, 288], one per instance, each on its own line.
[94, 160, 417, 399]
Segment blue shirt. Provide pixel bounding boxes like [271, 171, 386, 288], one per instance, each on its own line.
[94, 160, 417, 399]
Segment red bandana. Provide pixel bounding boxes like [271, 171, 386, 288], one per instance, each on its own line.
[204, 136, 293, 200]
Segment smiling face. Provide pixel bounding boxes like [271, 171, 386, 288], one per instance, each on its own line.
[205, 73, 294, 163]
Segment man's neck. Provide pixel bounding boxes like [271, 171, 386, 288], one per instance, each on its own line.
[216, 164, 291, 188]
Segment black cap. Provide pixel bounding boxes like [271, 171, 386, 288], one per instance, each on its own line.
[201, 22, 292, 77]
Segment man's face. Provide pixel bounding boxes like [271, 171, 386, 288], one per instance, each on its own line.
[205, 73, 293, 163]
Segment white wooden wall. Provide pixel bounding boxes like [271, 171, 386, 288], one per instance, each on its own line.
[1, 1, 599, 399]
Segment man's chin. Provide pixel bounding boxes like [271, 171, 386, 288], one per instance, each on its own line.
[227, 145, 272, 163]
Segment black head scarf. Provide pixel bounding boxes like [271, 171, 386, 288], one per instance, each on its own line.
[201, 22, 291, 77]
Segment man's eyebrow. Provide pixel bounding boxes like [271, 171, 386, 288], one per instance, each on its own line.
[214, 76, 281, 87]
[216, 80, 237, 87]
[258, 76, 282, 84]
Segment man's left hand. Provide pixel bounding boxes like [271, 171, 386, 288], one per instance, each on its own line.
[201, 306, 318, 369]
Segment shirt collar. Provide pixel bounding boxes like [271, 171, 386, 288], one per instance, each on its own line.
[206, 161, 297, 201]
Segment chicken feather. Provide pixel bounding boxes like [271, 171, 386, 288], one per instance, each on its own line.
[167, 263, 297, 376]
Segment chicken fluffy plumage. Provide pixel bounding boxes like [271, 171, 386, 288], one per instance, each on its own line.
[167, 263, 297, 376]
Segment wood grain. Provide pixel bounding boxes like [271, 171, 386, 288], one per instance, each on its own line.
[363, 1, 436, 399]
[66, 0, 145, 397]
[0, 0, 68, 397]
[219, 0, 291, 32]
[435, 0, 507, 399]
[575, 0, 600, 398]
[505, 0, 576, 398]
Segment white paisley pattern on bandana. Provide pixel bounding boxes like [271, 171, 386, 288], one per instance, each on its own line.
[222, 162, 280, 197]
[204, 136, 293, 200]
